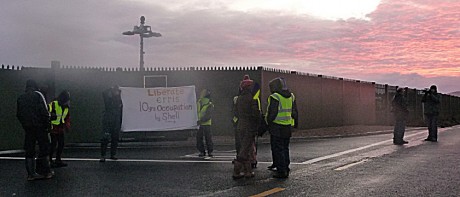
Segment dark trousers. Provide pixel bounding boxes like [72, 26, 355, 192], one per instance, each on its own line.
[426, 115, 438, 140]
[393, 118, 406, 143]
[101, 121, 120, 157]
[50, 133, 65, 161]
[271, 135, 290, 173]
[196, 125, 213, 154]
[270, 136, 276, 166]
[23, 127, 50, 159]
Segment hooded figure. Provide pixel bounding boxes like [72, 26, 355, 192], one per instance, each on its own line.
[196, 89, 215, 157]
[100, 86, 123, 162]
[233, 75, 261, 179]
[422, 85, 441, 142]
[265, 77, 298, 179]
[16, 79, 53, 181]
[49, 90, 71, 167]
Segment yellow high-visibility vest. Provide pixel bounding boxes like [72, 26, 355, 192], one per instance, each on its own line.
[267, 93, 295, 126]
[49, 100, 69, 126]
[197, 98, 213, 126]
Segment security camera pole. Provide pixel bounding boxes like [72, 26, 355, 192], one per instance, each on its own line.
[122, 16, 162, 71]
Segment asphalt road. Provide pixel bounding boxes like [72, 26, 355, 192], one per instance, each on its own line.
[1, 126, 460, 197]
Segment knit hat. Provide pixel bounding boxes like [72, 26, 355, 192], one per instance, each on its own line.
[240, 74, 253, 90]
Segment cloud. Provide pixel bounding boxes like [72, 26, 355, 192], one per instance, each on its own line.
[0, 0, 458, 93]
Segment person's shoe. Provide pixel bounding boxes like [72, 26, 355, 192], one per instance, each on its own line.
[243, 163, 255, 178]
[110, 156, 118, 160]
[99, 157, 106, 162]
[393, 141, 404, 145]
[26, 158, 45, 181]
[273, 171, 289, 179]
[42, 172, 54, 179]
[267, 164, 277, 171]
[27, 173, 46, 181]
[198, 152, 206, 157]
[424, 138, 437, 142]
[402, 140, 409, 144]
[232, 160, 244, 180]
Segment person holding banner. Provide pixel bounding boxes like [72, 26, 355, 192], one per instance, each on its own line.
[100, 86, 123, 162]
[196, 89, 215, 157]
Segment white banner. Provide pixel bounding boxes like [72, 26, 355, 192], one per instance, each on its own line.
[120, 86, 198, 132]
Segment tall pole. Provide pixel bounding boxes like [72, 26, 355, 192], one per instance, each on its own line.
[140, 34, 144, 71]
[122, 16, 161, 71]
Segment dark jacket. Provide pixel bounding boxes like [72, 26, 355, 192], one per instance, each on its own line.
[235, 88, 261, 133]
[103, 87, 123, 124]
[391, 93, 409, 120]
[422, 91, 441, 116]
[266, 89, 298, 138]
[17, 87, 50, 129]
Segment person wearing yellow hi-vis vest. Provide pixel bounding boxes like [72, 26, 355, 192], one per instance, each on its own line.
[48, 90, 71, 168]
[265, 77, 298, 179]
[196, 89, 215, 157]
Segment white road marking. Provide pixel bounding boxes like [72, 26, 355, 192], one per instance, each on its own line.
[301, 130, 428, 164]
[334, 159, 369, 171]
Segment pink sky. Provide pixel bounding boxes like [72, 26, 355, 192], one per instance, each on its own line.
[0, 0, 459, 92]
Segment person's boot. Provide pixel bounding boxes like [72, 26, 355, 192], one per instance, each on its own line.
[273, 171, 289, 179]
[232, 160, 244, 179]
[267, 164, 277, 171]
[36, 157, 54, 179]
[243, 162, 255, 178]
[25, 158, 45, 181]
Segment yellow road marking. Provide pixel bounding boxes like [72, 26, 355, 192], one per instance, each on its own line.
[250, 187, 285, 197]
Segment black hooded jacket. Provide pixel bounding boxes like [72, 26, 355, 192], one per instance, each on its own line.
[266, 78, 299, 138]
[16, 82, 50, 129]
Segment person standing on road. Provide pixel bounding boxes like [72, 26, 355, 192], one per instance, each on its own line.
[49, 90, 71, 167]
[232, 75, 261, 179]
[196, 89, 215, 157]
[265, 77, 298, 179]
[100, 86, 123, 162]
[16, 79, 54, 181]
[422, 85, 441, 142]
[391, 88, 409, 145]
